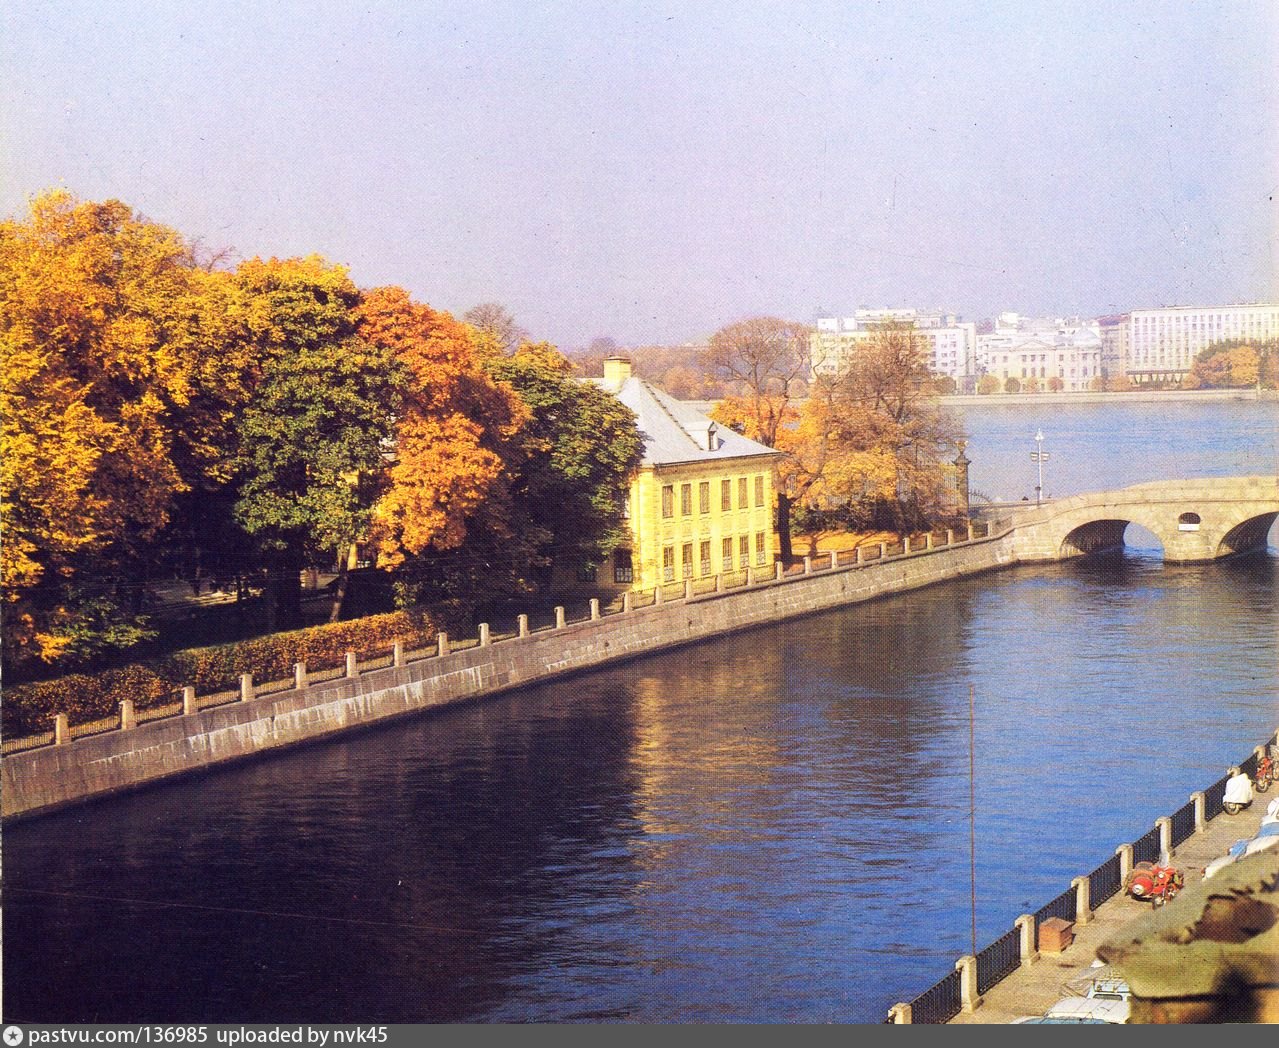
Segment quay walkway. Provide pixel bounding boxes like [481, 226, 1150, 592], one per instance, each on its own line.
[947, 784, 1275, 1024]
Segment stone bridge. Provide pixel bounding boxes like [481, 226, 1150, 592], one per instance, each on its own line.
[991, 476, 1279, 564]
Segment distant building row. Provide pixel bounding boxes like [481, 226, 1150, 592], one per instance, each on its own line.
[811, 302, 1279, 388]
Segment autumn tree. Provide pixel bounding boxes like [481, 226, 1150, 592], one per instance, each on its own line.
[704, 317, 811, 558]
[358, 287, 528, 610]
[485, 343, 644, 591]
[233, 257, 403, 625]
[977, 374, 1001, 395]
[813, 321, 960, 532]
[0, 191, 254, 668]
[1187, 341, 1269, 389]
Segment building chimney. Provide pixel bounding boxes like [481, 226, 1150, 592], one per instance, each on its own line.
[603, 356, 633, 386]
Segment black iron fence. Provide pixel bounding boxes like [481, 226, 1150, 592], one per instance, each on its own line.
[1239, 750, 1259, 779]
[1034, 885, 1077, 926]
[975, 927, 1020, 994]
[908, 969, 962, 1025]
[1087, 853, 1123, 907]
[1204, 770, 1231, 821]
[1170, 799, 1197, 847]
[1131, 824, 1162, 865]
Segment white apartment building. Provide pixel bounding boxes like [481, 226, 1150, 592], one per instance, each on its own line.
[1123, 303, 1279, 383]
[810, 309, 978, 389]
[977, 314, 1103, 391]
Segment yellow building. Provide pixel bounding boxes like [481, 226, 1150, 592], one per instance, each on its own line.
[591, 357, 783, 592]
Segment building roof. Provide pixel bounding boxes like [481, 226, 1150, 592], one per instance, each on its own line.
[591, 363, 781, 468]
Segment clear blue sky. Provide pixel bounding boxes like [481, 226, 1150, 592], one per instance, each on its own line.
[3, 1, 1275, 348]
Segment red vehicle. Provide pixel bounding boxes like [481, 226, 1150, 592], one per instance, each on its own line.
[1255, 754, 1274, 793]
[1125, 862, 1183, 907]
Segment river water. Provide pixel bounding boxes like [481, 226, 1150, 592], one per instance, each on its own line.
[5, 397, 1278, 1023]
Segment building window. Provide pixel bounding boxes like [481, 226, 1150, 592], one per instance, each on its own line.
[663, 546, 675, 582]
[681, 483, 692, 516]
[699, 481, 710, 514]
[613, 547, 633, 584]
[738, 477, 748, 508]
[576, 564, 597, 582]
[721, 479, 732, 512]
[740, 535, 750, 565]
[755, 531, 767, 565]
[700, 540, 712, 577]
[722, 537, 734, 570]
[754, 475, 765, 508]
[681, 542, 694, 579]
[661, 485, 673, 519]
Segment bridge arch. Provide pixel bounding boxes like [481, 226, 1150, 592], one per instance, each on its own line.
[1217, 511, 1279, 558]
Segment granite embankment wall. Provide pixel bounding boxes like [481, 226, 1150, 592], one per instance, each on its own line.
[2, 531, 1017, 820]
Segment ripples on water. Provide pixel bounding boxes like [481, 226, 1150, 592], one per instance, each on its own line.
[6, 549, 1276, 1023]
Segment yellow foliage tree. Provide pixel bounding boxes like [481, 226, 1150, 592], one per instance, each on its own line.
[0, 191, 252, 665]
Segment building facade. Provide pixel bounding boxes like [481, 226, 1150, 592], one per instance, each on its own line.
[1123, 303, 1279, 383]
[591, 358, 783, 592]
[976, 313, 1103, 391]
[811, 309, 978, 389]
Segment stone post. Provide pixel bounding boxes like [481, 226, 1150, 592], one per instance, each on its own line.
[437, 632, 450, 657]
[240, 672, 254, 702]
[589, 598, 600, 620]
[714, 574, 723, 592]
[518, 614, 530, 637]
[119, 700, 136, 731]
[1257, 744, 1268, 764]
[967, 523, 974, 541]
[1015, 914, 1038, 967]
[774, 561, 784, 581]
[1191, 791, 1206, 833]
[925, 533, 934, 550]
[294, 662, 307, 690]
[955, 955, 981, 1013]
[887, 1003, 912, 1024]
[183, 686, 197, 716]
[1115, 843, 1133, 885]
[346, 652, 358, 678]
[1156, 816, 1173, 861]
[479, 622, 491, 647]
[684, 579, 694, 600]
[393, 640, 404, 668]
[745, 567, 753, 586]
[853, 546, 861, 565]
[555, 606, 566, 628]
[1071, 876, 1092, 925]
[622, 592, 632, 613]
[829, 551, 837, 570]
[654, 585, 664, 605]
[946, 528, 954, 546]
[55, 713, 69, 745]
[879, 542, 888, 560]
[803, 556, 812, 574]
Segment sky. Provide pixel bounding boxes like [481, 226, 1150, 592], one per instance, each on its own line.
[2, 1, 1276, 348]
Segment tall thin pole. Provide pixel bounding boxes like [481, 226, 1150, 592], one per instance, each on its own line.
[969, 683, 977, 959]
[1035, 429, 1044, 506]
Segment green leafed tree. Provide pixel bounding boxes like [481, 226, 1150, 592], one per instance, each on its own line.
[486, 343, 644, 591]
[233, 258, 404, 625]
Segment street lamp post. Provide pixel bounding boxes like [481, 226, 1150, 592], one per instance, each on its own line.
[1031, 428, 1047, 506]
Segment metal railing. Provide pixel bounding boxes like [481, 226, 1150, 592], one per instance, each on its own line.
[1170, 800, 1197, 847]
[1131, 824, 1162, 865]
[908, 969, 962, 1025]
[1034, 885, 1077, 926]
[1088, 853, 1123, 907]
[975, 927, 1020, 994]
[1203, 771, 1231, 821]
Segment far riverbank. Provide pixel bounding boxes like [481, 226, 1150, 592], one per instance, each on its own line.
[941, 387, 1277, 408]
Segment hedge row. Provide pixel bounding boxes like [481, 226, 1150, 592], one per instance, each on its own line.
[3, 604, 465, 738]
